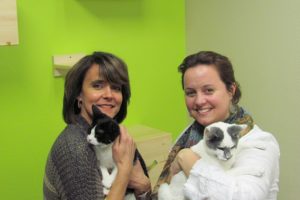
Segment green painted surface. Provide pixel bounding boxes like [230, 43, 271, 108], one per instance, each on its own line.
[0, 0, 186, 199]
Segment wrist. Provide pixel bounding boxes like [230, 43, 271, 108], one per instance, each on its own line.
[118, 164, 133, 177]
[134, 177, 151, 195]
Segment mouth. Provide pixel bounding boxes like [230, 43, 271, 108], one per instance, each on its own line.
[97, 104, 115, 108]
[195, 107, 212, 114]
[95, 104, 116, 113]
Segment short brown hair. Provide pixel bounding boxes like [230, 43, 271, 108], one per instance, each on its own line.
[178, 51, 241, 104]
[63, 51, 131, 124]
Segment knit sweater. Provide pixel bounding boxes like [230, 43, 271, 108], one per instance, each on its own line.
[43, 116, 149, 200]
[183, 125, 280, 200]
[44, 116, 103, 200]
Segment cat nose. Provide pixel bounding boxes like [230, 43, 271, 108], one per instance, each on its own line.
[224, 151, 232, 160]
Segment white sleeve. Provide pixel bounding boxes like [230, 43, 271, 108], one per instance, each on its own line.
[183, 128, 280, 200]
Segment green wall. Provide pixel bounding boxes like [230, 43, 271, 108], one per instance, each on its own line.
[0, 0, 186, 199]
[185, 0, 300, 199]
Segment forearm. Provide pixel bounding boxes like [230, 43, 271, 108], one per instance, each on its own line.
[106, 170, 131, 200]
[133, 175, 151, 199]
[177, 148, 200, 176]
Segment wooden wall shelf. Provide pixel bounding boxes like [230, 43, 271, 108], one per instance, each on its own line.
[0, 0, 19, 46]
[52, 53, 85, 77]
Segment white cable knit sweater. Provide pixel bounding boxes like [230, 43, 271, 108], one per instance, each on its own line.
[183, 125, 280, 200]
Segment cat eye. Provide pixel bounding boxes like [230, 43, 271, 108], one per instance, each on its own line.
[217, 145, 236, 151]
[217, 147, 225, 151]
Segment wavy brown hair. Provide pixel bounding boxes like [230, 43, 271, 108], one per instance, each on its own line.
[63, 51, 130, 124]
[178, 51, 241, 104]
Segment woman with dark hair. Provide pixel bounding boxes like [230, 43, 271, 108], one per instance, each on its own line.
[153, 51, 280, 199]
[44, 52, 151, 200]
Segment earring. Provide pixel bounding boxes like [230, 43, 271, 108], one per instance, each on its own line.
[77, 99, 82, 109]
[229, 103, 237, 114]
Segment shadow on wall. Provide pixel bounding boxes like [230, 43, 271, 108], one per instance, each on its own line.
[75, 0, 145, 19]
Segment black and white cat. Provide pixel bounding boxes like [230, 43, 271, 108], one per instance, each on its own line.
[158, 121, 265, 200]
[87, 105, 148, 199]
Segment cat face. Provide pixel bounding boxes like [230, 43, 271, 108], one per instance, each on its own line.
[87, 105, 120, 146]
[204, 122, 246, 161]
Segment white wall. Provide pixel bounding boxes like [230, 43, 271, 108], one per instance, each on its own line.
[185, 0, 300, 199]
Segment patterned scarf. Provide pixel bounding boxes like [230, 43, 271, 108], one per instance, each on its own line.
[151, 105, 254, 199]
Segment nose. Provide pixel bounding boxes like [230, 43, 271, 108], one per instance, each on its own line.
[224, 149, 232, 160]
[103, 85, 113, 99]
[195, 93, 206, 106]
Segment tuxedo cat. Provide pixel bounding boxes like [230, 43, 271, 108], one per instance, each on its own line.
[87, 105, 148, 199]
[158, 122, 265, 200]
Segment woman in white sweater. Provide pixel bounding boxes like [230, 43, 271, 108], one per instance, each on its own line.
[152, 51, 280, 200]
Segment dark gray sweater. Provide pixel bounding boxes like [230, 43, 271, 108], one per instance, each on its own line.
[44, 116, 104, 199]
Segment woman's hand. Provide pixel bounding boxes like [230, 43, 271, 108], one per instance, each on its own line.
[107, 126, 136, 200]
[170, 148, 200, 178]
[112, 125, 136, 177]
[128, 160, 151, 196]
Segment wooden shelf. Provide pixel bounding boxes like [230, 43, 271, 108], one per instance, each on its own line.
[52, 53, 85, 77]
[0, 0, 19, 45]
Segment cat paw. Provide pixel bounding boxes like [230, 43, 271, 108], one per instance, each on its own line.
[102, 181, 110, 189]
[102, 178, 113, 189]
[103, 188, 110, 195]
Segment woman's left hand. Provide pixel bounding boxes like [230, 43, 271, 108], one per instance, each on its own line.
[128, 160, 151, 196]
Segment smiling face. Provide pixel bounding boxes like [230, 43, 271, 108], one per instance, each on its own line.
[78, 64, 123, 124]
[183, 64, 236, 126]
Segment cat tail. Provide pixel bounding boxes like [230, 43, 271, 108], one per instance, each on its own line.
[135, 149, 149, 177]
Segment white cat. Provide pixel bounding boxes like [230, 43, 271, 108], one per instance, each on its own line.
[158, 122, 265, 200]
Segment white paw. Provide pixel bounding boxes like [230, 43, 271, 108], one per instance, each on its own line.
[102, 179, 111, 189]
[103, 187, 110, 195]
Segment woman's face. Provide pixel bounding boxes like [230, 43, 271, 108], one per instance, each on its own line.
[183, 64, 235, 126]
[78, 64, 123, 124]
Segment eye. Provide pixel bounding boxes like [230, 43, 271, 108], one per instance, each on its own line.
[204, 88, 214, 94]
[185, 89, 196, 97]
[92, 81, 105, 89]
[111, 85, 122, 92]
[217, 147, 225, 151]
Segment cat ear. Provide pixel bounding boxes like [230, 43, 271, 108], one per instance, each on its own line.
[92, 105, 107, 119]
[205, 126, 223, 141]
[228, 124, 247, 138]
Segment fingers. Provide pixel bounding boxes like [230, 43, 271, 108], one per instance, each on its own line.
[113, 125, 135, 149]
[128, 160, 151, 193]
[112, 125, 136, 168]
[119, 126, 135, 147]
